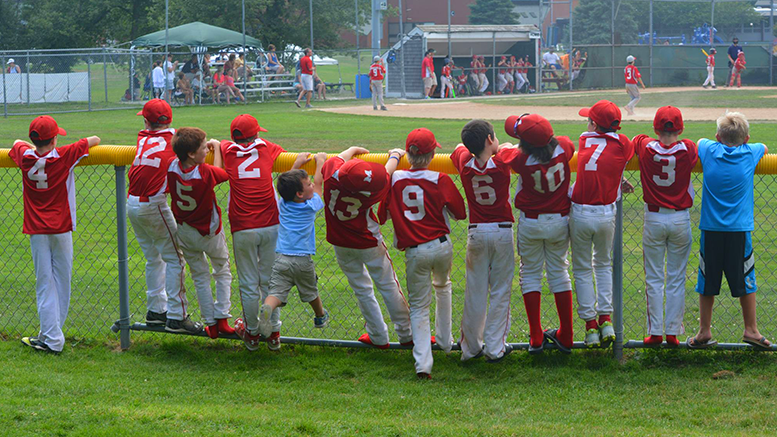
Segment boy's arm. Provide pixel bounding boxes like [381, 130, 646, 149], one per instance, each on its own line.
[292, 152, 312, 170]
[385, 148, 405, 176]
[498, 142, 517, 151]
[313, 152, 327, 196]
[210, 139, 224, 168]
[86, 136, 101, 148]
[638, 77, 646, 89]
[338, 146, 369, 162]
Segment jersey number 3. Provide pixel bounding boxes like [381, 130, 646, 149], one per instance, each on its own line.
[652, 154, 676, 187]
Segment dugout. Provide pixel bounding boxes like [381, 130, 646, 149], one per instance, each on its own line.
[385, 25, 541, 98]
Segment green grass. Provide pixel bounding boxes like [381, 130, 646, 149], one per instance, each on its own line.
[3, 98, 777, 435]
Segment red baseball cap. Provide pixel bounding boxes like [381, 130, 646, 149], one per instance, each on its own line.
[653, 106, 684, 133]
[579, 100, 622, 131]
[137, 99, 172, 124]
[338, 159, 388, 193]
[405, 128, 441, 154]
[230, 114, 268, 141]
[501, 56, 507, 60]
[504, 114, 553, 146]
[29, 115, 66, 141]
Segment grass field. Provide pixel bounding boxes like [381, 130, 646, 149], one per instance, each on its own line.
[3, 91, 777, 435]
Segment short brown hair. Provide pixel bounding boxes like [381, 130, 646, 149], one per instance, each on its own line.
[268, 44, 276, 51]
[461, 119, 494, 156]
[407, 145, 434, 168]
[716, 112, 749, 146]
[172, 127, 206, 162]
[277, 169, 308, 201]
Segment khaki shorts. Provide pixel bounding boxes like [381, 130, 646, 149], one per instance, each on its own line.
[423, 75, 437, 89]
[268, 254, 319, 304]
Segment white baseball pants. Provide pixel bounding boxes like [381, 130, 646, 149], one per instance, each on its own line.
[405, 237, 454, 375]
[703, 65, 716, 87]
[517, 212, 572, 294]
[625, 84, 641, 112]
[643, 208, 692, 336]
[233, 225, 280, 335]
[127, 197, 187, 319]
[460, 223, 515, 361]
[30, 232, 73, 352]
[370, 80, 385, 108]
[470, 73, 481, 91]
[334, 243, 412, 345]
[496, 73, 507, 93]
[440, 76, 453, 98]
[514, 72, 526, 92]
[177, 223, 233, 326]
[570, 203, 616, 321]
[478, 73, 489, 93]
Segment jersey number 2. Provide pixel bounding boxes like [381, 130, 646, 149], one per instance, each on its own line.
[237, 149, 261, 179]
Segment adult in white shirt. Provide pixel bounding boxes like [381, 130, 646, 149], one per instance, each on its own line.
[6, 58, 21, 74]
[152, 62, 166, 99]
[162, 54, 178, 101]
[542, 47, 562, 82]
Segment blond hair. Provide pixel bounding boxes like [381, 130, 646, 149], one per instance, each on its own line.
[716, 112, 749, 146]
[407, 145, 434, 168]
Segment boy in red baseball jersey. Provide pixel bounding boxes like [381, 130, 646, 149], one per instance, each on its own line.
[624, 55, 645, 115]
[369, 56, 387, 110]
[702, 48, 717, 89]
[632, 106, 698, 347]
[12, 116, 100, 353]
[323, 147, 413, 348]
[504, 114, 576, 354]
[167, 127, 232, 336]
[453, 119, 519, 362]
[572, 100, 635, 348]
[440, 60, 454, 99]
[497, 56, 509, 94]
[215, 114, 287, 349]
[127, 99, 188, 330]
[378, 128, 466, 378]
[729, 51, 746, 88]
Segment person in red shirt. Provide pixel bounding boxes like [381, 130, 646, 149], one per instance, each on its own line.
[323, 146, 412, 348]
[452, 119, 519, 363]
[212, 66, 236, 105]
[469, 55, 481, 95]
[504, 56, 515, 93]
[729, 51, 746, 88]
[496, 56, 509, 94]
[378, 128, 466, 379]
[503, 113, 576, 354]
[572, 100, 635, 348]
[632, 106, 698, 347]
[513, 56, 527, 93]
[213, 114, 290, 350]
[421, 49, 437, 99]
[440, 59, 454, 98]
[295, 48, 316, 108]
[127, 99, 189, 330]
[477, 55, 489, 94]
[369, 55, 387, 110]
[624, 55, 646, 115]
[703, 48, 717, 89]
[521, 55, 533, 93]
[11, 116, 100, 353]
[167, 127, 232, 336]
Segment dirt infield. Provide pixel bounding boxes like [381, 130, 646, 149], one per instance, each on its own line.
[320, 86, 777, 122]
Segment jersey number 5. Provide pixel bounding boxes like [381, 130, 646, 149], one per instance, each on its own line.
[328, 189, 362, 221]
[175, 182, 197, 211]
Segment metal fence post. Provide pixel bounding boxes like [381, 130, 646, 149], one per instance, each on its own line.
[87, 57, 92, 111]
[648, 0, 653, 87]
[613, 198, 624, 362]
[115, 165, 131, 350]
[2, 54, 6, 118]
[611, 0, 615, 88]
[103, 48, 109, 103]
[26, 51, 30, 105]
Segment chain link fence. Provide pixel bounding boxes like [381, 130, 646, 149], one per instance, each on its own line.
[0, 152, 775, 353]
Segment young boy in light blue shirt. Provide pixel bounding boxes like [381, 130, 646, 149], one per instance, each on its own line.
[257, 152, 329, 349]
[688, 112, 772, 350]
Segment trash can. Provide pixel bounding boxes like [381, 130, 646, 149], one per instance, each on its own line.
[355, 74, 372, 99]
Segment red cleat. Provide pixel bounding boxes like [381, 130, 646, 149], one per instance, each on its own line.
[216, 318, 235, 335]
[267, 331, 281, 351]
[358, 333, 389, 349]
[643, 335, 663, 347]
[417, 372, 432, 380]
[205, 324, 219, 339]
[400, 336, 437, 347]
[665, 335, 680, 347]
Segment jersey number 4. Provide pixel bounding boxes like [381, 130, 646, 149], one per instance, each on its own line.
[28, 158, 48, 189]
[328, 189, 362, 221]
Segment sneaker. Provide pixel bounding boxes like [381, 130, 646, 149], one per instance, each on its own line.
[314, 310, 329, 329]
[702, 85, 709, 89]
[145, 310, 167, 326]
[380, 106, 387, 111]
[305, 104, 313, 108]
[358, 333, 389, 349]
[599, 321, 616, 346]
[258, 304, 273, 338]
[267, 331, 281, 351]
[373, 106, 378, 110]
[585, 328, 601, 348]
[165, 316, 203, 334]
[486, 344, 513, 363]
[234, 318, 263, 351]
[21, 336, 59, 354]
[711, 85, 717, 89]
[417, 372, 432, 380]
[294, 100, 301, 108]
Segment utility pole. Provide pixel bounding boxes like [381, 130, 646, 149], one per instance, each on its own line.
[371, 0, 382, 56]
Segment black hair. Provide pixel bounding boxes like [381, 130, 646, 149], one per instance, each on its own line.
[277, 169, 308, 202]
[519, 137, 558, 164]
[231, 131, 257, 144]
[460, 119, 494, 156]
[30, 137, 54, 147]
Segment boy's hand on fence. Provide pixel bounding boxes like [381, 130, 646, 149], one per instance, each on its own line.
[388, 148, 405, 158]
[292, 152, 312, 169]
[314, 152, 328, 164]
[621, 177, 635, 194]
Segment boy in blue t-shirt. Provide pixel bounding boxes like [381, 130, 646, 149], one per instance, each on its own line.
[689, 112, 772, 350]
[254, 152, 329, 350]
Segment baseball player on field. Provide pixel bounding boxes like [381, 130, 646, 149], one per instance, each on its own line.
[215, 114, 286, 350]
[440, 60, 454, 99]
[496, 56, 509, 94]
[624, 55, 645, 116]
[729, 51, 746, 88]
[632, 106, 698, 348]
[377, 128, 466, 379]
[504, 114, 576, 354]
[369, 56, 387, 110]
[469, 55, 481, 95]
[702, 48, 717, 89]
[127, 99, 187, 330]
[477, 56, 489, 94]
[13, 116, 100, 354]
[257, 152, 330, 349]
[167, 127, 233, 337]
[504, 56, 515, 93]
[513, 56, 526, 93]
[453, 119, 519, 363]
[572, 100, 635, 348]
[323, 147, 413, 348]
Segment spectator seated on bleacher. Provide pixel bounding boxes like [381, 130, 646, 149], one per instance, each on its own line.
[314, 74, 326, 100]
[224, 54, 237, 79]
[176, 72, 194, 105]
[181, 54, 199, 82]
[235, 53, 254, 81]
[212, 66, 236, 104]
[265, 44, 285, 75]
[224, 73, 245, 103]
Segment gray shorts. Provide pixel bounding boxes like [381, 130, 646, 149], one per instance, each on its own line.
[268, 254, 319, 305]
